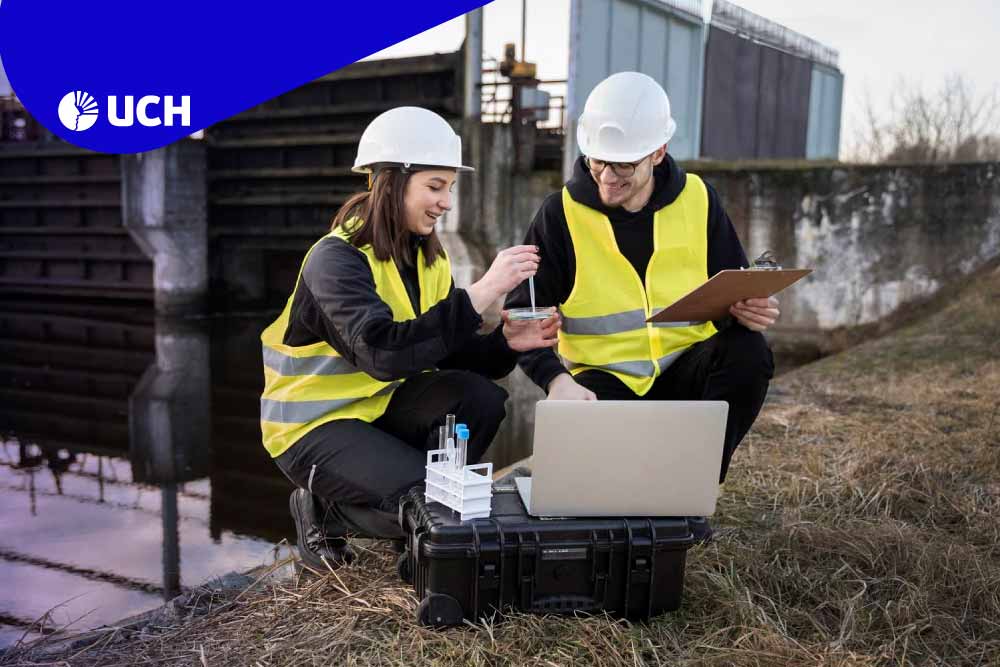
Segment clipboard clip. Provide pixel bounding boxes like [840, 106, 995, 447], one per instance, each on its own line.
[747, 250, 781, 271]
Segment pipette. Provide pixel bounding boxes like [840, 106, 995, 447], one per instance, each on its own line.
[529, 276, 536, 312]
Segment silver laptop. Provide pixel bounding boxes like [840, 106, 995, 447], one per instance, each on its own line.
[515, 400, 728, 517]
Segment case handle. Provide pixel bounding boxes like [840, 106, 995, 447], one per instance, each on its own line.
[528, 595, 604, 614]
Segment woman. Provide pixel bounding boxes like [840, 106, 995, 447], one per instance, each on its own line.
[260, 106, 560, 570]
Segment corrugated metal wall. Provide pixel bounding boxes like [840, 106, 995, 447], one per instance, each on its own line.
[700, 26, 812, 159]
[806, 64, 844, 159]
[0, 145, 153, 301]
[564, 0, 706, 177]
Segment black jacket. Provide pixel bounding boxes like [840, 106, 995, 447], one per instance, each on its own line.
[282, 235, 516, 382]
[504, 155, 749, 392]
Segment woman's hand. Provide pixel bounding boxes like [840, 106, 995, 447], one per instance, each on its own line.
[730, 297, 780, 332]
[501, 308, 561, 352]
[466, 245, 540, 313]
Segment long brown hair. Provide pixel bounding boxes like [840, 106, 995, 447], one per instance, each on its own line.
[331, 168, 446, 267]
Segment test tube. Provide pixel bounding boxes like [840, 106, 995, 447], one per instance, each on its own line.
[445, 414, 458, 468]
[455, 424, 469, 471]
[439, 424, 453, 465]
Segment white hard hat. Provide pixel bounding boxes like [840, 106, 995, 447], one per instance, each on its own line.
[576, 71, 677, 163]
[352, 106, 473, 173]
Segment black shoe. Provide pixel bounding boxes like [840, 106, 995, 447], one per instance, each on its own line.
[687, 516, 714, 545]
[289, 489, 356, 571]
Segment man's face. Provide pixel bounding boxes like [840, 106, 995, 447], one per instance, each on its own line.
[588, 146, 666, 210]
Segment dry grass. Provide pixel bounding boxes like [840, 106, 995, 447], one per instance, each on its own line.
[5, 267, 999, 666]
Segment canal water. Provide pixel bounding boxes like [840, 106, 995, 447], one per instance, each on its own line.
[0, 299, 541, 648]
[0, 302, 294, 647]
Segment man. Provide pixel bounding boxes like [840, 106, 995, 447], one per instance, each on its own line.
[505, 72, 778, 536]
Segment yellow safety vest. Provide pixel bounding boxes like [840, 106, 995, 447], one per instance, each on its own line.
[558, 174, 717, 395]
[259, 223, 452, 458]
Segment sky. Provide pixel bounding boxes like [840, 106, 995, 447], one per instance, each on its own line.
[3, 1, 996, 156]
[368, 0, 1000, 156]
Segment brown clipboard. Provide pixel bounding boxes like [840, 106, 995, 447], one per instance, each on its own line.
[647, 268, 812, 323]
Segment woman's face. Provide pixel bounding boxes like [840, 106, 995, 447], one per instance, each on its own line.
[403, 169, 457, 236]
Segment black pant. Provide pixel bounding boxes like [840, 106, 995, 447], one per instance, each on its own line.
[275, 369, 509, 538]
[574, 325, 773, 482]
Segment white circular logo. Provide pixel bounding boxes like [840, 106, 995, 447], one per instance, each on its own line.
[57, 91, 99, 131]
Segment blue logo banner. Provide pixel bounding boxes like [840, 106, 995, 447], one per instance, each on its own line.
[0, 1, 490, 154]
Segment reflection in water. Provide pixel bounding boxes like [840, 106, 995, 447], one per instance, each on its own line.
[0, 303, 538, 648]
[0, 305, 295, 647]
[129, 317, 213, 601]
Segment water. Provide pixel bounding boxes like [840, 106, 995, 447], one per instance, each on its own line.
[0, 303, 298, 648]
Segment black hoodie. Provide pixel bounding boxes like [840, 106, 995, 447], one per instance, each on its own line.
[504, 154, 748, 392]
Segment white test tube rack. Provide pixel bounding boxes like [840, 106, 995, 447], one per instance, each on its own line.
[424, 447, 493, 521]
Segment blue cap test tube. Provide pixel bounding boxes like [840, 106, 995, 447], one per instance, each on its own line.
[455, 424, 469, 470]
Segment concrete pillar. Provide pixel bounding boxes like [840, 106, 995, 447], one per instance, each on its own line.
[128, 316, 210, 600]
[463, 8, 483, 121]
[446, 13, 490, 294]
[436, 8, 488, 293]
[128, 317, 211, 486]
[122, 139, 208, 315]
[161, 483, 181, 601]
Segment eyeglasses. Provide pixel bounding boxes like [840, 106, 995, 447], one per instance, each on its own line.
[584, 155, 648, 178]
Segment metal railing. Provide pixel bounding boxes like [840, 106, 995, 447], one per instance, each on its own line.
[655, 0, 704, 21]
[479, 57, 567, 129]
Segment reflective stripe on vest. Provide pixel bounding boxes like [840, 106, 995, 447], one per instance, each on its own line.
[561, 309, 706, 335]
[262, 346, 359, 376]
[557, 174, 717, 395]
[259, 223, 452, 458]
[566, 348, 685, 378]
[260, 382, 401, 424]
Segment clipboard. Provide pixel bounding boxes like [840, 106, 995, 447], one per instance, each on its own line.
[647, 268, 812, 323]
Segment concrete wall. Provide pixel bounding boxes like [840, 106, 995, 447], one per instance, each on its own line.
[467, 150, 1000, 465]
[462, 122, 564, 256]
[691, 160, 1000, 353]
[470, 134, 1000, 352]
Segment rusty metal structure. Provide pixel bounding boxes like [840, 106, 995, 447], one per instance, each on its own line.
[0, 145, 153, 301]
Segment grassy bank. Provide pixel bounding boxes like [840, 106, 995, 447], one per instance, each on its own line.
[5, 266, 999, 666]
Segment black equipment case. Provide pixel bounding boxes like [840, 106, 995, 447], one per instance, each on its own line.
[397, 485, 695, 626]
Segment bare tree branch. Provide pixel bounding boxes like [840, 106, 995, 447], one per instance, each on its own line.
[849, 73, 1000, 163]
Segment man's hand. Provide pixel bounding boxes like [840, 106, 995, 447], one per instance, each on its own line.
[546, 373, 597, 401]
[501, 308, 561, 352]
[730, 296, 780, 332]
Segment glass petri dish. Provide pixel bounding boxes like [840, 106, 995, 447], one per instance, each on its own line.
[506, 307, 552, 321]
